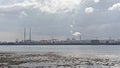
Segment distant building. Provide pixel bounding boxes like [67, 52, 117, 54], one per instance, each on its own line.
[91, 40, 100, 43]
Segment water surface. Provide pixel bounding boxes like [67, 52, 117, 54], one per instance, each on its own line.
[0, 45, 120, 56]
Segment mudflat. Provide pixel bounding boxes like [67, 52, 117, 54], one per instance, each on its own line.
[0, 52, 120, 68]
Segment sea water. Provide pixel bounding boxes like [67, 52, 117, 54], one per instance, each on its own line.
[0, 45, 120, 56]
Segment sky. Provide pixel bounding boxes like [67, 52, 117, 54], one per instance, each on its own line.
[0, 0, 120, 41]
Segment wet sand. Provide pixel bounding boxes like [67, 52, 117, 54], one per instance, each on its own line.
[0, 52, 120, 68]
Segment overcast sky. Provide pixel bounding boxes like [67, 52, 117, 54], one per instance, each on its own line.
[0, 0, 120, 41]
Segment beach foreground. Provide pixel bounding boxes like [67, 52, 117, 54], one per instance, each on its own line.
[0, 52, 120, 68]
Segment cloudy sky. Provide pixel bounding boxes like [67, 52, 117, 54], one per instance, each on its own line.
[0, 0, 120, 41]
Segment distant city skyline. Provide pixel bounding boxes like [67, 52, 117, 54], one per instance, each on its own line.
[0, 0, 120, 41]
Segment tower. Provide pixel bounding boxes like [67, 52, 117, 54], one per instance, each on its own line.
[29, 27, 31, 41]
[24, 28, 26, 42]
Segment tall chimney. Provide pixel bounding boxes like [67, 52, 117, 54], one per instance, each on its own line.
[24, 28, 26, 42]
[29, 27, 31, 41]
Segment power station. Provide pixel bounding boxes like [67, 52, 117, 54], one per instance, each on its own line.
[0, 28, 120, 45]
[23, 28, 32, 42]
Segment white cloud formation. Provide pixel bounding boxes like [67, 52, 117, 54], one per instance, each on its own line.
[108, 3, 120, 11]
[36, 0, 82, 13]
[70, 25, 74, 28]
[0, 0, 82, 14]
[85, 7, 94, 13]
[72, 32, 81, 36]
[19, 11, 27, 18]
[0, 1, 35, 9]
[94, 0, 100, 3]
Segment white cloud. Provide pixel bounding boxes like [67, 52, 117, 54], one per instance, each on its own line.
[94, 0, 100, 3]
[72, 32, 81, 36]
[85, 7, 94, 13]
[70, 25, 74, 28]
[19, 11, 27, 18]
[0, 1, 35, 9]
[108, 3, 120, 11]
[0, 0, 82, 14]
[35, 0, 82, 13]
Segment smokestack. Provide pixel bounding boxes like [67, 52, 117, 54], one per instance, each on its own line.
[29, 28, 31, 41]
[24, 28, 26, 42]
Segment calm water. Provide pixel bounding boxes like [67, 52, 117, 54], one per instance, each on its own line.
[0, 45, 120, 57]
